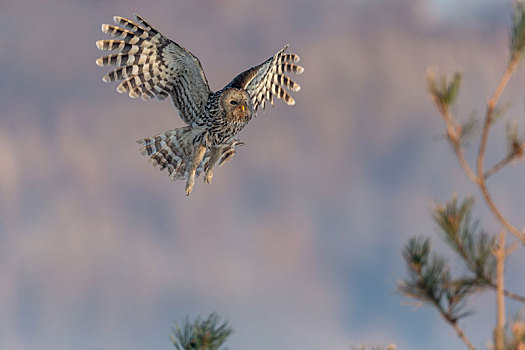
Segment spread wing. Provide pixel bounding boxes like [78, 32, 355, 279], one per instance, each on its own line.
[96, 14, 211, 125]
[226, 45, 304, 114]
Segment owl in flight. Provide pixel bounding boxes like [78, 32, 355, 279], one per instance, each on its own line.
[96, 14, 303, 195]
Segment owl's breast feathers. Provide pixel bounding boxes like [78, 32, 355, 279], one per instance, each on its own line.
[196, 90, 251, 146]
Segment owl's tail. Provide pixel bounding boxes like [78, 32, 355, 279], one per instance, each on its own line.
[137, 127, 243, 181]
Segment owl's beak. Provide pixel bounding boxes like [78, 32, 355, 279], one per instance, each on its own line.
[241, 105, 245, 112]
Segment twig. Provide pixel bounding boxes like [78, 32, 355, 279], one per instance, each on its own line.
[408, 262, 477, 350]
[484, 153, 516, 179]
[502, 288, 525, 303]
[486, 283, 525, 303]
[426, 284, 478, 350]
[440, 106, 479, 184]
[478, 181, 525, 242]
[451, 140, 479, 184]
[447, 317, 477, 350]
[493, 231, 506, 350]
[432, 300, 477, 350]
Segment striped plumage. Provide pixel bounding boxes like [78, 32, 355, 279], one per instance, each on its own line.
[137, 127, 243, 182]
[96, 14, 303, 195]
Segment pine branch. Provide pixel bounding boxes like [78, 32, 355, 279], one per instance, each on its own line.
[428, 62, 525, 244]
[476, 4, 525, 243]
[485, 121, 525, 179]
[426, 71, 479, 184]
[171, 313, 233, 350]
[450, 321, 477, 350]
[403, 5, 525, 350]
[459, 113, 480, 148]
[427, 6, 525, 243]
[501, 288, 525, 303]
[432, 197, 525, 303]
[398, 237, 478, 349]
[433, 197, 495, 283]
[483, 153, 516, 179]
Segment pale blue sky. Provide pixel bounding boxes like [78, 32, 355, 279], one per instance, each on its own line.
[0, 1, 524, 350]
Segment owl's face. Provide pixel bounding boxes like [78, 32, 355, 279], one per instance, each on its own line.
[221, 88, 253, 124]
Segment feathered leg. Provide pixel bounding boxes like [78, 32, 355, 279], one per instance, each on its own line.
[185, 144, 206, 195]
[204, 146, 221, 184]
[138, 129, 243, 194]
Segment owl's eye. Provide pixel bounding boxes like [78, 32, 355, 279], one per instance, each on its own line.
[230, 100, 238, 105]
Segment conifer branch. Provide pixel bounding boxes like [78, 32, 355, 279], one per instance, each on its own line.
[474, 1, 525, 244]
[475, 53, 525, 244]
[484, 121, 525, 179]
[433, 197, 495, 284]
[398, 237, 478, 350]
[483, 154, 515, 179]
[428, 60, 525, 243]
[476, 180, 524, 244]
[450, 321, 477, 350]
[432, 197, 525, 303]
[427, 2, 525, 244]
[170, 313, 233, 350]
[401, 4, 525, 349]
[426, 71, 478, 183]
[501, 288, 525, 303]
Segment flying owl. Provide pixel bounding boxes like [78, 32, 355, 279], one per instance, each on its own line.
[96, 14, 303, 195]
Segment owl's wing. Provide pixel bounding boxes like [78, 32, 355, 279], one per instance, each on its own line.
[96, 15, 210, 125]
[226, 45, 304, 114]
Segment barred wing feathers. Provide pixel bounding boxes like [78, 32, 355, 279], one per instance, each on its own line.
[227, 45, 304, 113]
[96, 14, 210, 125]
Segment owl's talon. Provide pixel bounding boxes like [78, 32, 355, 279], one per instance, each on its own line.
[204, 171, 213, 184]
[185, 175, 195, 196]
[185, 184, 193, 196]
[185, 144, 206, 195]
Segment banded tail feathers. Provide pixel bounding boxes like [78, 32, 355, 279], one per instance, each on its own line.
[137, 127, 243, 192]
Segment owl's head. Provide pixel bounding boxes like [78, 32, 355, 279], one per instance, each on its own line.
[221, 88, 253, 124]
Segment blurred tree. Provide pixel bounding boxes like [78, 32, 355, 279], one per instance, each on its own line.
[398, 2, 525, 350]
[350, 344, 396, 350]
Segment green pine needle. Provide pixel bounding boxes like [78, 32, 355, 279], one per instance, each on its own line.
[171, 313, 233, 350]
[399, 235, 481, 323]
[458, 113, 480, 147]
[510, 0, 525, 61]
[506, 121, 525, 158]
[432, 196, 496, 283]
[399, 238, 448, 307]
[491, 103, 511, 125]
[427, 71, 463, 109]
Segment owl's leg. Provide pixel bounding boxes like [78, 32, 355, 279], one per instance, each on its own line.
[185, 144, 207, 196]
[204, 146, 222, 184]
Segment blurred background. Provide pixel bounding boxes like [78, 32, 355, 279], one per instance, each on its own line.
[1, 0, 524, 349]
